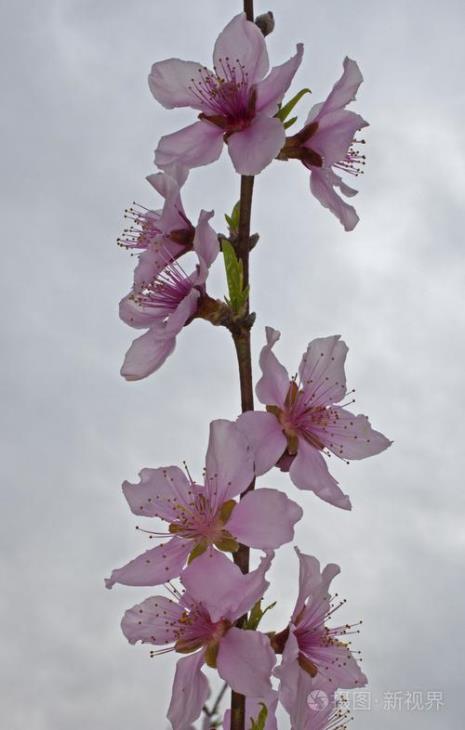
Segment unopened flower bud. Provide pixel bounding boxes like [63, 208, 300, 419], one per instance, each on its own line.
[255, 11, 275, 37]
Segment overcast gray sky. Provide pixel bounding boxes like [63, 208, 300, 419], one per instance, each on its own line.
[1, 0, 465, 728]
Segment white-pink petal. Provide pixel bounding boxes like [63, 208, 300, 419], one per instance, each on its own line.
[317, 57, 364, 118]
[217, 627, 275, 697]
[256, 327, 290, 407]
[274, 627, 301, 714]
[119, 294, 157, 329]
[227, 488, 302, 549]
[289, 439, 351, 510]
[298, 335, 348, 407]
[121, 594, 184, 646]
[133, 244, 183, 292]
[120, 326, 176, 381]
[167, 652, 210, 730]
[309, 167, 360, 231]
[155, 120, 224, 171]
[192, 209, 219, 268]
[256, 43, 304, 115]
[164, 287, 199, 337]
[148, 58, 204, 110]
[309, 109, 368, 167]
[213, 13, 269, 84]
[181, 550, 248, 623]
[122, 465, 191, 521]
[205, 419, 254, 506]
[231, 552, 273, 621]
[227, 114, 285, 175]
[316, 407, 392, 460]
[105, 537, 191, 589]
[236, 411, 287, 476]
[292, 548, 340, 623]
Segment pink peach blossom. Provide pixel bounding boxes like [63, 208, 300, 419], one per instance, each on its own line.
[119, 209, 219, 381]
[237, 328, 391, 510]
[273, 549, 366, 728]
[105, 419, 301, 589]
[149, 13, 303, 175]
[119, 167, 196, 291]
[283, 58, 368, 231]
[121, 550, 276, 729]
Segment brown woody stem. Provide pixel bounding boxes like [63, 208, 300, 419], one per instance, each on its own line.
[229, 173, 256, 730]
[229, 3, 256, 728]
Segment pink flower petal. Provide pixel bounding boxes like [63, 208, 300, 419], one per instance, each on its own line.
[292, 548, 340, 623]
[146, 170, 188, 232]
[289, 439, 351, 510]
[122, 466, 191, 522]
[155, 120, 224, 171]
[256, 327, 290, 407]
[148, 58, 205, 110]
[310, 641, 367, 689]
[180, 550, 242, 622]
[309, 109, 368, 167]
[205, 419, 254, 505]
[274, 628, 304, 715]
[236, 411, 287, 476]
[164, 287, 199, 337]
[181, 551, 272, 623]
[227, 114, 285, 175]
[167, 652, 210, 730]
[313, 406, 392, 460]
[317, 57, 364, 118]
[120, 326, 176, 381]
[256, 43, 304, 115]
[298, 335, 348, 407]
[147, 162, 189, 189]
[310, 167, 359, 231]
[133, 242, 184, 291]
[231, 552, 274, 622]
[192, 209, 219, 268]
[121, 594, 184, 646]
[227, 488, 302, 549]
[119, 294, 157, 329]
[105, 537, 191, 589]
[217, 627, 275, 697]
[213, 13, 269, 84]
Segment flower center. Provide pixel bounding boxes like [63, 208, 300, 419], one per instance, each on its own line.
[174, 604, 231, 659]
[130, 256, 194, 317]
[267, 381, 327, 454]
[190, 58, 256, 131]
[169, 497, 238, 556]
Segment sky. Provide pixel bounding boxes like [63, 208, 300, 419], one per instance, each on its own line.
[1, 0, 465, 728]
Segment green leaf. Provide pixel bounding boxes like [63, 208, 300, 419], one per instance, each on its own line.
[245, 599, 277, 630]
[276, 87, 311, 122]
[222, 239, 249, 313]
[283, 115, 298, 129]
[225, 201, 241, 233]
[250, 703, 268, 730]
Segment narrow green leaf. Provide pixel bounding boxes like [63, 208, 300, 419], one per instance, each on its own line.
[276, 87, 311, 122]
[245, 599, 277, 630]
[283, 115, 298, 129]
[231, 201, 241, 230]
[225, 201, 241, 233]
[250, 703, 268, 730]
[222, 239, 248, 313]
